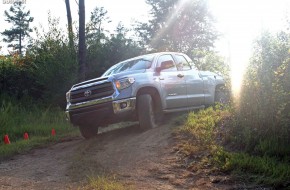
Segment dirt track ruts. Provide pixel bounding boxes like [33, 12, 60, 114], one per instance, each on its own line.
[0, 119, 237, 190]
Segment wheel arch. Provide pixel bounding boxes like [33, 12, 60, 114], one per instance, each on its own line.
[136, 86, 163, 115]
[214, 84, 230, 103]
[215, 84, 225, 91]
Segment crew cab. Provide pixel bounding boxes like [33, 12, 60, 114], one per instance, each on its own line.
[65, 52, 226, 138]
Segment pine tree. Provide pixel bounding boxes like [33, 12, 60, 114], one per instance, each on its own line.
[2, 2, 34, 55]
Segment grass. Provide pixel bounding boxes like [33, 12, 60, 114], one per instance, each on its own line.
[80, 175, 134, 190]
[176, 105, 290, 188]
[213, 148, 290, 187]
[0, 97, 78, 159]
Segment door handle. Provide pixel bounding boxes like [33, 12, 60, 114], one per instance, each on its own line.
[177, 73, 184, 78]
[159, 77, 164, 80]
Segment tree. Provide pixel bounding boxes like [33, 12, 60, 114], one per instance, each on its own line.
[106, 23, 143, 65]
[1, 2, 34, 55]
[86, 7, 111, 45]
[86, 21, 144, 79]
[65, 0, 75, 54]
[78, 0, 86, 82]
[29, 15, 78, 106]
[85, 7, 110, 79]
[236, 31, 290, 153]
[192, 50, 229, 79]
[137, 0, 217, 55]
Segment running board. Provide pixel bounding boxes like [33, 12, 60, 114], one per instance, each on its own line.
[163, 105, 205, 113]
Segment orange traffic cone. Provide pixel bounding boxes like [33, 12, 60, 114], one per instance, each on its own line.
[4, 135, 10, 144]
[51, 128, 56, 136]
[23, 132, 29, 140]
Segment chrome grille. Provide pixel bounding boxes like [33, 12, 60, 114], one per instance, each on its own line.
[70, 82, 114, 104]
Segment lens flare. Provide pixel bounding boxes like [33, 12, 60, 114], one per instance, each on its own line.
[229, 38, 251, 106]
[149, 0, 190, 50]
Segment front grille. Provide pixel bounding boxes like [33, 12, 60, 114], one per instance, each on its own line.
[70, 81, 114, 104]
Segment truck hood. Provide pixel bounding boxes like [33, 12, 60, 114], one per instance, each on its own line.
[107, 69, 146, 80]
[72, 70, 146, 88]
[72, 76, 110, 88]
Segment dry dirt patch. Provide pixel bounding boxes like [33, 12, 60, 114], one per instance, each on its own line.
[0, 118, 237, 190]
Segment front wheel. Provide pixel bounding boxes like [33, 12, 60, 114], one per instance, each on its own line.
[138, 94, 157, 130]
[79, 125, 99, 139]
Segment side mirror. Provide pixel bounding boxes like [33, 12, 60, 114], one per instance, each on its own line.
[156, 60, 174, 72]
[156, 66, 162, 73]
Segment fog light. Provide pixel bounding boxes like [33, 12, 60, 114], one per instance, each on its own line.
[120, 102, 127, 109]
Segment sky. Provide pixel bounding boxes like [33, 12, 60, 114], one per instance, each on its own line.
[0, 0, 289, 96]
[0, 0, 288, 54]
[0, 0, 150, 36]
[0, 0, 150, 54]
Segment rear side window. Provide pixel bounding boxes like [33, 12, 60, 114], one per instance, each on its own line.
[175, 54, 191, 71]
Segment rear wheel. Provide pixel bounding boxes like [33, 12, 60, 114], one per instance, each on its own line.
[79, 125, 99, 139]
[138, 94, 157, 130]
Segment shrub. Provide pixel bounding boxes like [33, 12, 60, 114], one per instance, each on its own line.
[233, 31, 290, 156]
[28, 14, 78, 106]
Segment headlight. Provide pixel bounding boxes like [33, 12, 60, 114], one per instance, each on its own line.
[66, 91, 71, 102]
[115, 77, 135, 90]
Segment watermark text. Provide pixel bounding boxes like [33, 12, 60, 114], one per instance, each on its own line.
[3, 0, 27, 4]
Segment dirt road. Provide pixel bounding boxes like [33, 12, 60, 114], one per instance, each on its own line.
[0, 119, 236, 190]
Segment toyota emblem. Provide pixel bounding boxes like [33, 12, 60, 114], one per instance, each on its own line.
[84, 90, 92, 97]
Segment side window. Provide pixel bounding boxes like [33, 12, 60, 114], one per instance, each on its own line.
[175, 54, 191, 71]
[184, 54, 197, 70]
[157, 54, 177, 72]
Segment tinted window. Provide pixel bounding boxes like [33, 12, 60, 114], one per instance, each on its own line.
[175, 54, 191, 71]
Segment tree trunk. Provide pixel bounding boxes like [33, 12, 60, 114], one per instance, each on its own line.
[65, 0, 75, 54]
[78, 0, 86, 82]
[19, 32, 22, 56]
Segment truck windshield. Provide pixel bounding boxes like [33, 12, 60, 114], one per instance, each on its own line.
[102, 55, 154, 76]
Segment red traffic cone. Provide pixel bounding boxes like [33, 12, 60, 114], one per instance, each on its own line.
[51, 128, 56, 136]
[4, 135, 10, 144]
[23, 132, 29, 140]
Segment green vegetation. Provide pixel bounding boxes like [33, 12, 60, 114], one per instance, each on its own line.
[176, 30, 290, 188]
[177, 105, 290, 188]
[80, 175, 133, 190]
[0, 95, 78, 159]
[235, 31, 290, 156]
[0, 1, 218, 158]
[137, 0, 217, 55]
[1, 1, 289, 188]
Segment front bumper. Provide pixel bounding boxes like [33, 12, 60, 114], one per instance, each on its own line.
[65, 97, 136, 126]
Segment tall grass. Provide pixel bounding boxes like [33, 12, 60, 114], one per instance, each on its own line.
[178, 106, 230, 151]
[177, 106, 290, 187]
[231, 31, 290, 157]
[0, 95, 77, 158]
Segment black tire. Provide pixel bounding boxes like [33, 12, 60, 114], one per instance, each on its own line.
[215, 86, 229, 104]
[78, 125, 98, 139]
[138, 94, 157, 130]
